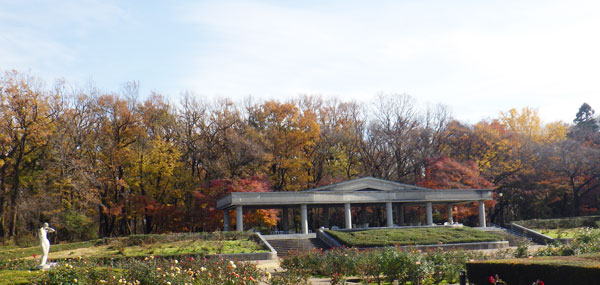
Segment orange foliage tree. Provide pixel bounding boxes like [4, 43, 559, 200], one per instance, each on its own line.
[191, 177, 277, 232]
[418, 156, 495, 224]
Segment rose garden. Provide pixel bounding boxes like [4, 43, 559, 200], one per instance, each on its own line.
[3, 178, 600, 284]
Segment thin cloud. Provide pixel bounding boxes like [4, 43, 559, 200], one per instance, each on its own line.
[178, 0, 600, 123]
[2, 0, 600, 123]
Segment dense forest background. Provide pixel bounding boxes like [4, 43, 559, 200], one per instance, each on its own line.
[1, 70, 600, 242]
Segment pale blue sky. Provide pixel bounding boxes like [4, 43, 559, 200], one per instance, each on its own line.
[2, 0, 600, 123]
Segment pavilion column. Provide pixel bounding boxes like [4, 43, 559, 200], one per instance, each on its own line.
[386, 202, 394, 227]
[300, 204, 309, 234]
[399, 204, 405, 225]
[447, 204, 454, 224]
[344, 203, 352, 229]
[426, 202, 433, 226]
[223, 210, 230, 231]
[478, 201, 487, 227]
[236, 205, 243, 231]
[282, 208, 289, 231]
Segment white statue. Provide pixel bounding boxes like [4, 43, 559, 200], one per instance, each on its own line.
[39, 222, 55, 267]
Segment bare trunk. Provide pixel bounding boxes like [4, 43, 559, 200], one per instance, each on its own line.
[9, 163, 21, 237]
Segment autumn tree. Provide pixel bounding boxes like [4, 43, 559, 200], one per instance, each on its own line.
[91, 93, 143, 237]
[247, 100, 319, 191]
[191, 177, 277, 231]
[418, 156, 494, 223]
[297, 96, 363, 185]
[539, 140, 600, 216]
[0, 71, 57, 238]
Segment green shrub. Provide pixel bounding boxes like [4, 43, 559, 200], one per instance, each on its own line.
[14, 234, 39, 247]
[280, 249, 324, 276]
[355, 250, 385, 284]
[426, 251, 474, 284]
[514, 244, 529, 258]
[59, 211, 97, 242]
[376, 248, 427, 284]
[321, 248, 359, 279]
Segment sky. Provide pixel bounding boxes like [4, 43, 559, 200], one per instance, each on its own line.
[1, 0, 600, 123]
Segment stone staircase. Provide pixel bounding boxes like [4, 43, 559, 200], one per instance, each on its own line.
[265, 236, 330, 257]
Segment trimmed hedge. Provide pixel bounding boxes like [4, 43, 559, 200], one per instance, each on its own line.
[514, 216, 600, 230]
[467, 257, 600, 285]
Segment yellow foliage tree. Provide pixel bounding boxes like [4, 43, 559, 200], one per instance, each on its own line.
[249, 101, 320, 191]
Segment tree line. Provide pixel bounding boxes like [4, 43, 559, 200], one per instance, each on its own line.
[1, 70, 599, 241]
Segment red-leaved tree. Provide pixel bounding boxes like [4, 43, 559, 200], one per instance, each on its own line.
[191, 177, 278, 231]
[418, 156, 496, 223]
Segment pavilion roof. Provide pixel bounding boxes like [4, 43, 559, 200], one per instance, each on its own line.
[303, 176, 431, 192]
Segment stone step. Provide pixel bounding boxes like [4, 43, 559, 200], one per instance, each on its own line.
[267, 238, 329, 257]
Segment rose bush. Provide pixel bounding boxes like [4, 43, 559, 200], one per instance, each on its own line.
[282, 247, 486, 284]
[31, 258, 266, 285]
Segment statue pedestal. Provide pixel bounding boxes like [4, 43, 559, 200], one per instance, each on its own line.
[36, 262, 58, 270]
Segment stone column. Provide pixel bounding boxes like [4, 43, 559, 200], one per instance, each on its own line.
[399, 204, 405, 225]
[386, 202, 394, 227]
[426, 202, 433, 226]
[478, 201, 487, 227]
[447, 204, 454, 224]
[344, 203, 352, 229]
[282, 208, 289, 231]
[300, 204, 309, 234]
[223, 210, 230, 231]
[236, 205, 243, 231]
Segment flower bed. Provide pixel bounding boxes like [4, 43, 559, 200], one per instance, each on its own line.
[281, 247, 490, 284]
[0, 232, 281, 284]
[34, 257, 265, 285]
[0, 256, 294, 284]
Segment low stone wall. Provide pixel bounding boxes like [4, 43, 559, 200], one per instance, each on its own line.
[331, 224, 461, 233]
[395, 240, 509, 251]
[262, 233, 316, 240]
[316, 229, 343, 248]
[510, 222, 555, 245]
[209, 251, 276, 261]
[252, 232, 278, 260]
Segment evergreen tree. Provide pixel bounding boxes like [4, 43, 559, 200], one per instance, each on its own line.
[568, 103, 599, 142]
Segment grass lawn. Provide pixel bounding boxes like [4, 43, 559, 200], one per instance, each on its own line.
[0, 269, 42, 285]
[533, 228, 583, 239]
[326, 227, 503, 247]
[0, 232, 267, 261]
[48, 239, 266, 259]
[0, 240, 96, 260]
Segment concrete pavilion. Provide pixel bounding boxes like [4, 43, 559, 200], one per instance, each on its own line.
[216, 177, 493, 234]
